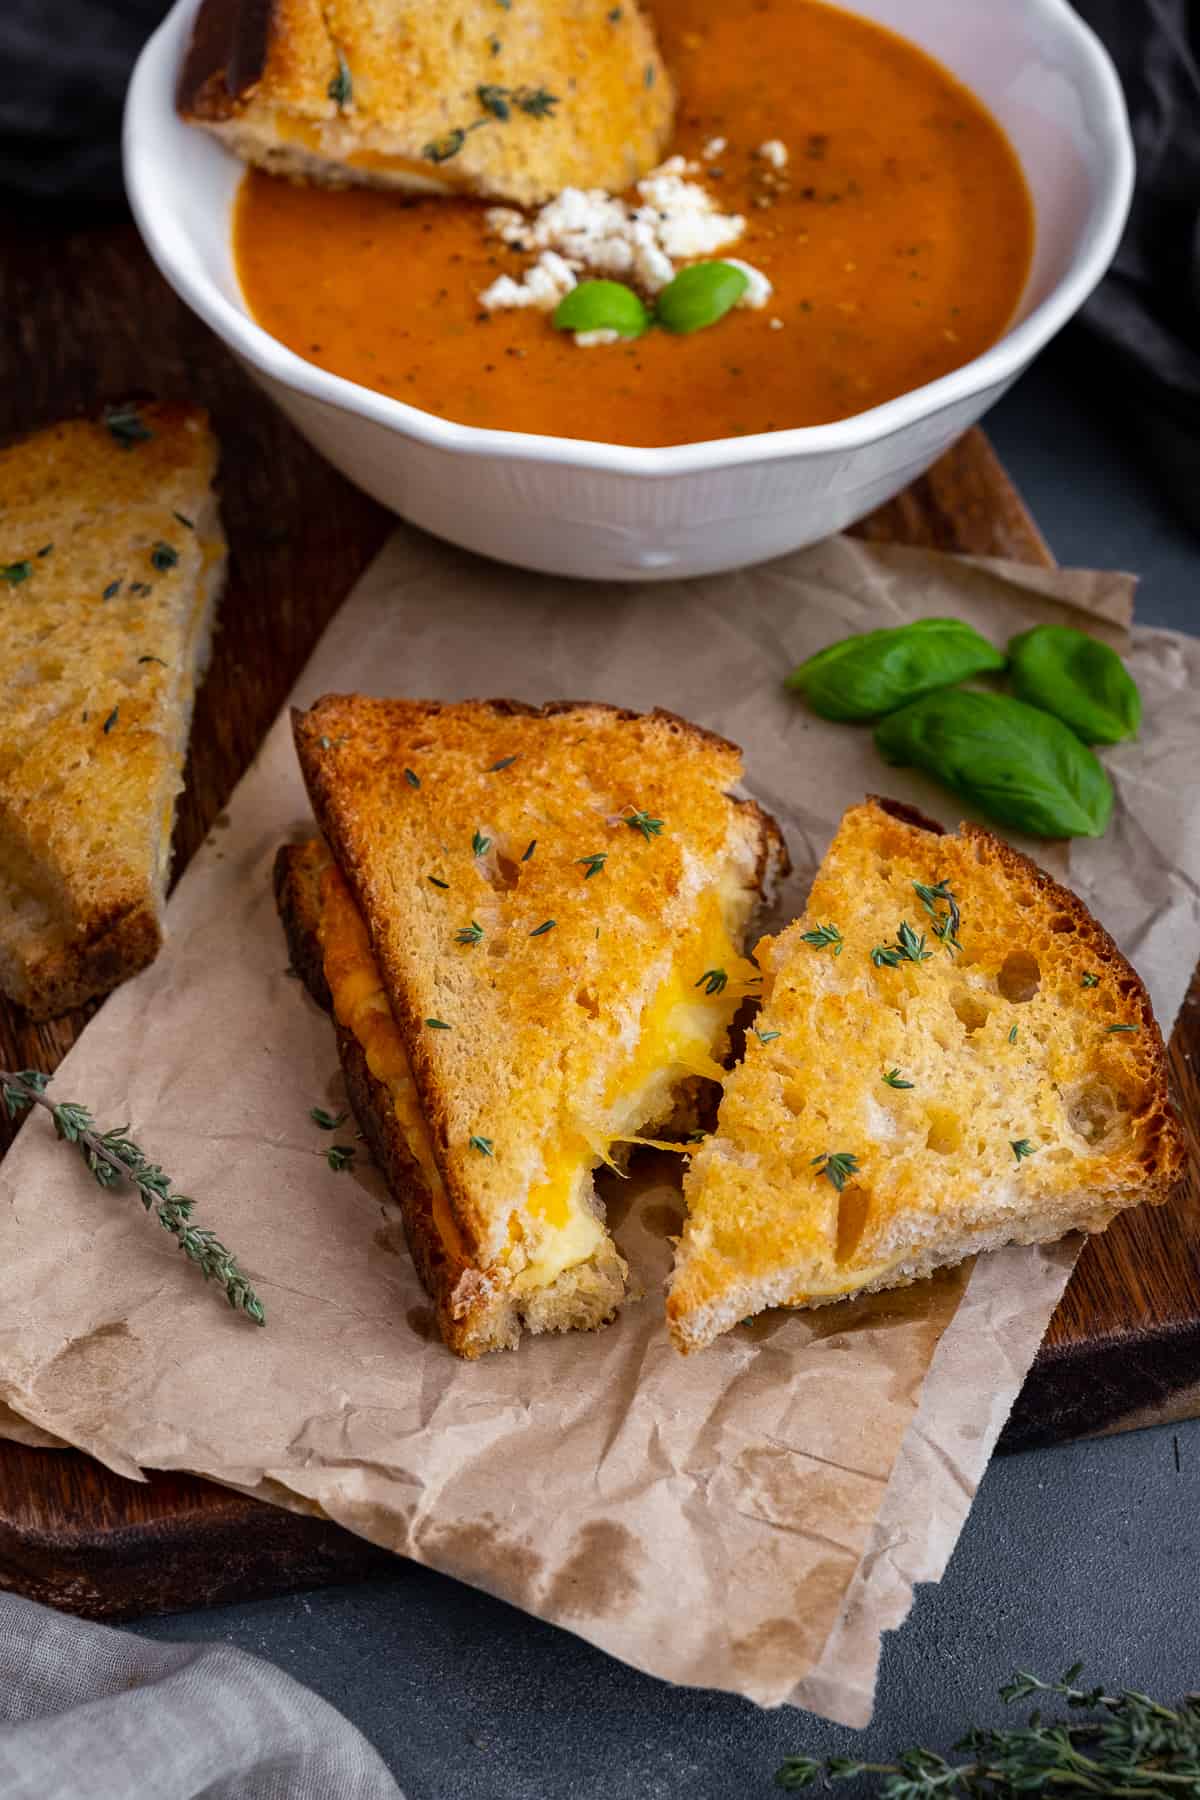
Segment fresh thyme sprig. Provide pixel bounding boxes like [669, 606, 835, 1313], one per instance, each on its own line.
[775, 1664, 1200, 1796]
[913, 877, 962, 953]
[310, 1106, 348, 1130]
[469, 1134, 494, 1156]
[812, 1151, 859, 1192]
[328, 47, 352, 109]
[326, 1143, 356, 1172]
[1081, 972, 1100, 988]
[872, 921, 933, 968]
[0, 1069, 264, 1324]
[800, 923, 844, 956]
[696, 968, 728, 996]
[1011, 1138, 1036, 1162]
[578, 853, 607, 879]
[882, 1067, 914, 1089]
[456, 920, 485, 946]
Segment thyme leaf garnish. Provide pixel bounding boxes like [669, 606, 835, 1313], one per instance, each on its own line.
[428, 875, 450, 889]
[1105, 1023, 1139, 1034]
[800, 922, 843, 955]
[2, 560, 31, 584]
[521, 839, 537, 862]
[426, 1018, 452, 1030]
[754, 1028, 782, 1044]
[103, 403, 153, 449]
[469, 1134, 494, 1155]
[812, 1151, 860, 1192]
[882, 1067, 914, 1089]
[310, 1107, 348, 1130]
[326, 1143, 356, 1172]
[578, 853, 607, 879]
[872, 921, 933, 967]
[150, 541, 179, 572]
[328, 48, 353, 109]
[1081, 972, 1099, 988]
[626, 808, 664, 840]
[529, 919, 556, 936]
[488, 755, 518, 771]
[1011, 1138, 1036, 1161]
[138, 654, 168, 666]
[102, 579, 121, 600]
[0, 1070, 264, 1323]
[102, 706, 119, 734]
[1009, 1024, 1019, 1044]
[456, 920, 485, 946]
[472, 830, 492, 856]
[404, 767, 421, 788]
[913, 877, 962, 953]
[173, 511, 194, 530]
[695, 968, 728, 996]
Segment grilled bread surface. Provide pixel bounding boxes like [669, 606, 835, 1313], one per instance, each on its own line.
[283, 696, 786, 1356]
[0, 404, 225, 1018]
[668, 797, 1187, 1353]
[179, 0, 675, 207]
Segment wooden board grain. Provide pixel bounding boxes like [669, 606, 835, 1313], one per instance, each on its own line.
[0, 216, 1196, 1621]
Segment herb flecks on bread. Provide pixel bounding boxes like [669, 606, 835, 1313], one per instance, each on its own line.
[668, 796, 1186, 1353]
[0, 403, 225, 1018]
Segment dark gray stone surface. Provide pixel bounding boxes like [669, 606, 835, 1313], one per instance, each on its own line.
[133, 341, 1200, 1797]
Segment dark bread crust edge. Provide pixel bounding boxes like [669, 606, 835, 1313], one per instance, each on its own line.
[865, 795, 1188, 1200]
[14, 900, 162, 1022]
[291, 695, 788, 1247]
[177, 0, 273, 121]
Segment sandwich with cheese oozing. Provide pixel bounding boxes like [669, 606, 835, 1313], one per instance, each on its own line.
[178, 0, 675, 208]
[0, 402, 226, 1018]
[667, 795, 1187, 1353]
[276, 695, 786, 1357]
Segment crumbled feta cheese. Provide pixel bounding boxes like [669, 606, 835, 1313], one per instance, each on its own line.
[574, 328, 623, 347]
[478, 249, 577, 313]
[478, 159, 746, 307]
[701, 136, 727, 160]
[724, 257, 774, 310]
[757, 138, 789, 169]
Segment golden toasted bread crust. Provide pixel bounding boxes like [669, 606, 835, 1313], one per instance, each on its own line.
[669, 796, 1187, 1352]
[0, 401, 225, 1019]
[178, 0, 675, 207]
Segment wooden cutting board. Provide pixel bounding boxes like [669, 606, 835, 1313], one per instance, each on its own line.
[1, 217, 1197, 1622]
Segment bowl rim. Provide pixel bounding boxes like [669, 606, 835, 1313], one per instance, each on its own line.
[125, 0, 1134, 477]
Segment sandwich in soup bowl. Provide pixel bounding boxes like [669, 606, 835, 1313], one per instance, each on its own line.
[126, 0, 1132, 580]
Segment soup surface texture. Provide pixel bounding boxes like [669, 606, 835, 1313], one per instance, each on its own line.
[235, 0, 1034, 446]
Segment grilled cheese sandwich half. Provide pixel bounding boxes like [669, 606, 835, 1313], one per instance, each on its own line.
[178, 0, 675, 208]
[278, 696, 786, 1356]
[667, 796, 1187, 1353]
[0, 403, 226, 1018]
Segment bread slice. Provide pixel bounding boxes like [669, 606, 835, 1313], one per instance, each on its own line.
[178, 0, 674, 208]
[667, 796, 1188, 1353]
[0, 403, 226, 1018]
[282, 696, 786, 1356]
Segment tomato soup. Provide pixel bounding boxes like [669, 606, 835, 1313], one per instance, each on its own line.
[235, 0, 1033, 447]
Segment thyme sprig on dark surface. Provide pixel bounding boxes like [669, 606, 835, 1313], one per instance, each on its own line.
[776, 1665, 1200, 1795]
[0, 1069, 264, 1324]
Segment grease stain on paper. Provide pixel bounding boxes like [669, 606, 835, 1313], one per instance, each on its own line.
[423, 1513, 544, 1601]
[545, 1520, 643, 1620]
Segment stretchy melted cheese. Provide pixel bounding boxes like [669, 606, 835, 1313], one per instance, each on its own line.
[317, 860, 752, 1295]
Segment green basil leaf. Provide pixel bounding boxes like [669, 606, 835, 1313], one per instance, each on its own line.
[875, 689, 1113, 839]
[786, 618, 1006, 721]
[1008, 624, 1141, 745]
[654, 261, 748, 334]
[552, 281, 649, 338]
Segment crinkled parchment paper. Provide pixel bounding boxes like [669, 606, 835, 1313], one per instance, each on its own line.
[1, 531, 1198, 1725]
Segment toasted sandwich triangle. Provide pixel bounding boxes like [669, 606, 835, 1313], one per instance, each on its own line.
[667, 796, 1186, 1353]
[289, 694, 785, 1356]
[0, 404, 225, 1017]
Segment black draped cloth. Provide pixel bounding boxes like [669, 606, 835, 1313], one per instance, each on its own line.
[2, 0, 1198, 529]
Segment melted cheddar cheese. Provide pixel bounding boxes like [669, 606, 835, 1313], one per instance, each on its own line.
[318, 863, 755, 1296]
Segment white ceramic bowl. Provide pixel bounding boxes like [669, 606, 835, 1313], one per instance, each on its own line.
[125, 0, 1133, 582]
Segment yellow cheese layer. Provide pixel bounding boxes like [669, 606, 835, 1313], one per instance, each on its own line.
[318, 866, 755, 1296]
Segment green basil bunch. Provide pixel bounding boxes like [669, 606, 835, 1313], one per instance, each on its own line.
[875, 690, 1114, 839]
[785, 618, 1006, 721]
[1008, 624, 1141, 745]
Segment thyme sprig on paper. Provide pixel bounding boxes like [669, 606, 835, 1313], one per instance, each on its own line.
[776, 1665, 1200, 1795]
[0, 1069, 264, 1324]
